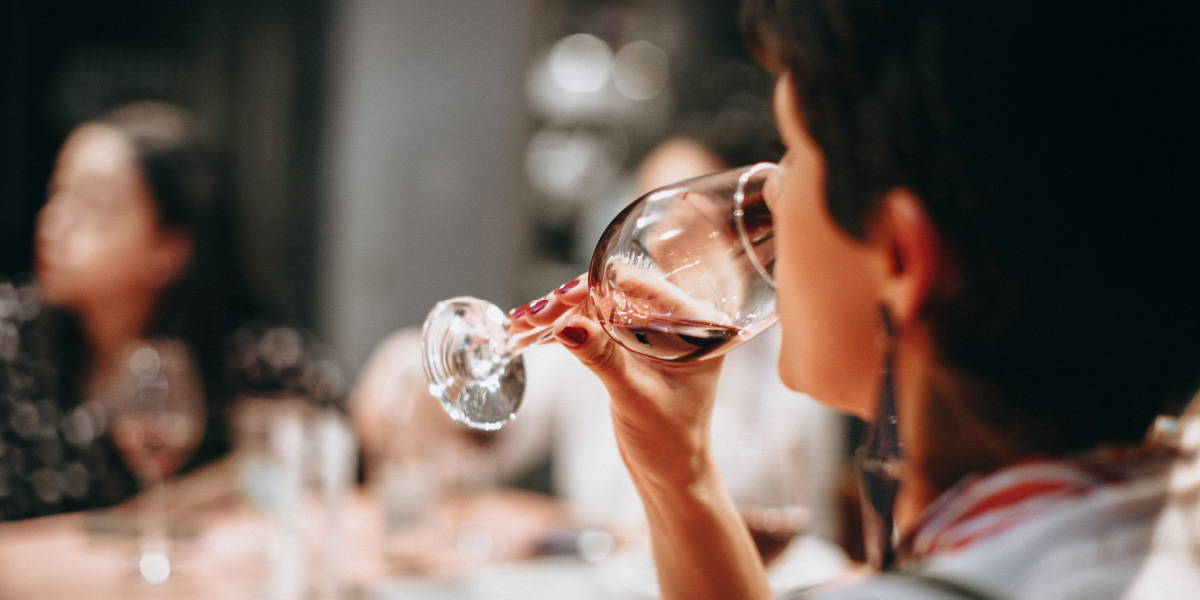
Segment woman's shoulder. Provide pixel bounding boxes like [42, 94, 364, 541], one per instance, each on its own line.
[1, 279, 80, 401]
[1, 278, 141, 520]
[895, 448, 1200, 600]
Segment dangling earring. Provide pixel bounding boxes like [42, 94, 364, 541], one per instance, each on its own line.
[855, 305, 904, 570]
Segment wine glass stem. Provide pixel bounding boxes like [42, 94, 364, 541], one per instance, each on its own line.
[503, 301, 589, 357]
[142, 478, 169, 557]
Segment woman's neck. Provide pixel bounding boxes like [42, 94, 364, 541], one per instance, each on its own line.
[78, 292, 159, 386]
[890, 329, 1036, 532]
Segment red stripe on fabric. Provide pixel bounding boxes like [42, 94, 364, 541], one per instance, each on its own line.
[946, 480, 1075, 529]
[935, 486, 1094, 554]
[942, 518, 1029, 553]
[924, 480, 1076, 553]
[898, 446, 1172, 563]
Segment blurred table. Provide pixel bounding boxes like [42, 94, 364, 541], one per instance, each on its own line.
[0, 489, 847, 599]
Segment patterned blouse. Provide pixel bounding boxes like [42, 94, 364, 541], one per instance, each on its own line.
[0, 278, 345, 521]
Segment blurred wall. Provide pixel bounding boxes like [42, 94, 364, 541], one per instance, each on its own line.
[318, 0, 535, 372]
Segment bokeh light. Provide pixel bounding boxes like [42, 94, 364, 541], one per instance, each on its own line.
[139, 551, 171, 584]
[613, 41, 670, 101]
[547, 33, 613, 94]
[524, 126, 628, 203]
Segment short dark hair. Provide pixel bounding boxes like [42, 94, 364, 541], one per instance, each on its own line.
[98, 102, 217, 232]
[744, 1, 1199, 449]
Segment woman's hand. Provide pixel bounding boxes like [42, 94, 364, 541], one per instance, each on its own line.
[510, 276, 771, 600]
[508, 275, 726, 489]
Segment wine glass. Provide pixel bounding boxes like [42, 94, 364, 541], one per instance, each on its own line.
[106, 338, 205, 584]
[423, 162, 777, 430]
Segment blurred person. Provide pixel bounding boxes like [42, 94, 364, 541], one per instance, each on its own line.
[506, 1, 1200, 599]
[0, 102, 341, 521]
[352, 137, 845, 565]
[634, 137, 726, 192]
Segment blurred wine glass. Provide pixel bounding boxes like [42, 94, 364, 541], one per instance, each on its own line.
[106, 338, 205, 585]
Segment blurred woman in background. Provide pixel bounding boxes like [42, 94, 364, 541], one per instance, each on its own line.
[1, 102, 338, 520]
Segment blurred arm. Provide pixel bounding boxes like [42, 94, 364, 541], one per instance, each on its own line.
[350, 327, 555, 486]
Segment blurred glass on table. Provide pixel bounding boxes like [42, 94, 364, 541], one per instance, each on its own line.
[231, 392, 356, 600]
[102, 338, 205, 586]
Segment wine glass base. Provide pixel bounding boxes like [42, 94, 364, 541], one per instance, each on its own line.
[421, 297, 524, 430]
[139, 551, 171, 584]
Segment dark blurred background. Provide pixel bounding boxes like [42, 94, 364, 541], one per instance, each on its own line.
[1, 0, 777, 373]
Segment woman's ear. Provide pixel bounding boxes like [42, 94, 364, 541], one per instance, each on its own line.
[877, 189, 941, 327]
[151, 230, 194, 289]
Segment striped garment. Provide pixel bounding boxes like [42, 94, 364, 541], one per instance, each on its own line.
[803, 427, 1200, 599]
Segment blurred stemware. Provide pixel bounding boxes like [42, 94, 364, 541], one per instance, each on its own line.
[106, 338, 205, 585]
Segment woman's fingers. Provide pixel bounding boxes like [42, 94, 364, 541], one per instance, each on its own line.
[552, 312, 625, 381]
[609, 263, 732, 325]
[508, 274, 588, 332]
[501, 275, 628, 388]
[526, 276, 587, 327]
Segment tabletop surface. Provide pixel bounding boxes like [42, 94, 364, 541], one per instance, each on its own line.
[0, 488, 848, 600]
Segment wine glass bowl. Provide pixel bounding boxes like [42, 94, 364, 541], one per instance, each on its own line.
[423, 163, 777, 430]
[588, 163, 777, 362]
[110, 341, 205, 483]
[112, 410, 200, 484]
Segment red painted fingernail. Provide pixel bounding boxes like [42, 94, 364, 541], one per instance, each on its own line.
[559, 326, 588, 347]
[528, 299, 550, 314]
[555, 279, 580, 294]
[509, 304, 530, 318]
